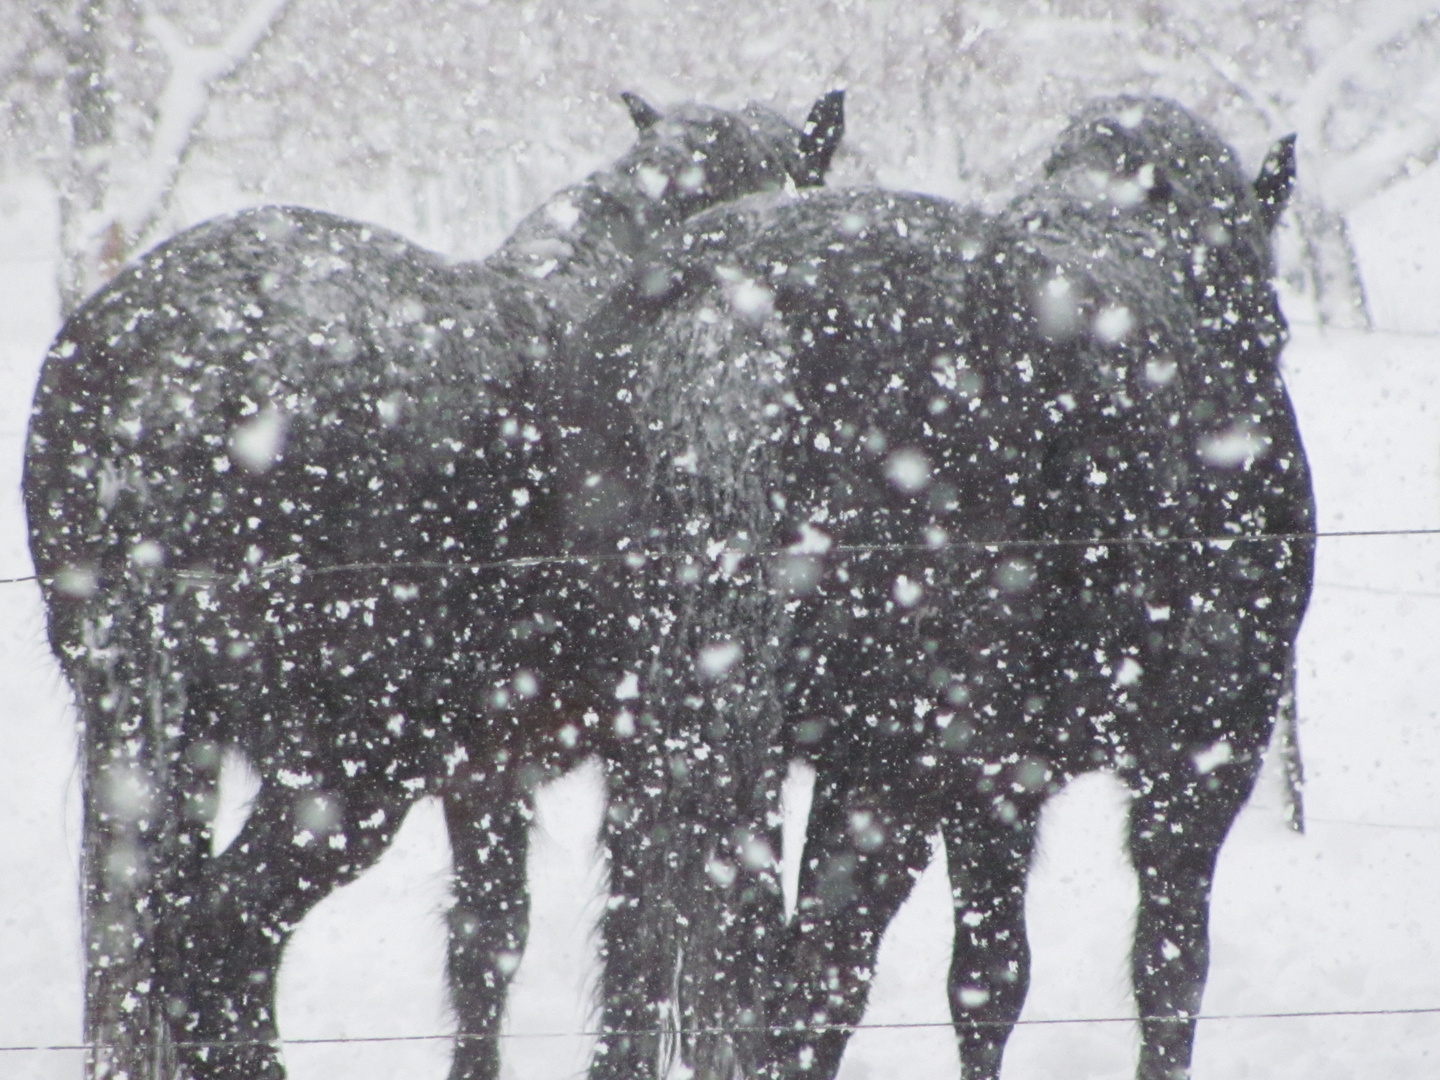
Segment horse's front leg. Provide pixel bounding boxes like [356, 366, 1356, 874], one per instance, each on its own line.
[169, 772, 414, 1079]
[940, 791, 1045, 1080]
[1127, 745, 1261, 1080]
[442, 779, 533, 1080]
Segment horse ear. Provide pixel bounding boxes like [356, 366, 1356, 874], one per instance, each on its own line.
[798, 89, 845, 186]
[621, 92, 662, 132]
[1254, 133, 1296, 231]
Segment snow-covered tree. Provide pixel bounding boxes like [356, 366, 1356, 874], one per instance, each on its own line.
[1160, 1, 1440, 326]
[3, 0, 294, 313]
[6, 0, 1437, 324]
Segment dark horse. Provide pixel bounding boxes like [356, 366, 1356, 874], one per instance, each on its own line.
[569, 96, 1311, 1080]
[24, 91, 843, 1080]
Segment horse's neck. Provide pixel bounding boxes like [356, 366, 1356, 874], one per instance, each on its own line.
[484, 169, 660, 341]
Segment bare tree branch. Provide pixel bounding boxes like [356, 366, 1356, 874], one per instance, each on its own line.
[112, 0, 295, 251]
[1317, 65, 1440, 210]
[1292, 0, 1440, 156]
[1163, 16, 1285, 132]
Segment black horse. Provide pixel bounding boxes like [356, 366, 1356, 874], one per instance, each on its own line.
[24, 91, 843, 1080]
[570, 96, 1311, 1080]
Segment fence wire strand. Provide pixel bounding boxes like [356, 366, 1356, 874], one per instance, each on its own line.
[5, 1004, 1440, 1054]
[0, 524, 1436, 590]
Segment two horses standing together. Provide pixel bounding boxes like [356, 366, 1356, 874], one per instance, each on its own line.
[26, 86, 1310, 1080]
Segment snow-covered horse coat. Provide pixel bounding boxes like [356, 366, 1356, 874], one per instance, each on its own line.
[25, 91, 843, 1080]
[569, 95, 1311, 1080]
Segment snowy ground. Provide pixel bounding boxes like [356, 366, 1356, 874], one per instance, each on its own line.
[3, 168, 1440, 1080]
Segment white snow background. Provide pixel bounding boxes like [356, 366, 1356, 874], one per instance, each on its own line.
[3, 151, 1440, 1080]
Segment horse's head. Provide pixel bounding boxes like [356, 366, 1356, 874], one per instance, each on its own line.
[1040, 95, 1296, 357]
[1043, 95, 1294, 271]
[604, 90, 845, 229]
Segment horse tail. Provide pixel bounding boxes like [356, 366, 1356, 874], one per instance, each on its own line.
[614, 289, 790, 1080]
[1276, 655, 1305, 833]
[66, 568, 211, 1080]
[669, 578, 788, 1080]
[597, 573, 787, 1080]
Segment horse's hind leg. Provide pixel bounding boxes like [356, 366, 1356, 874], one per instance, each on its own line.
[168, 773, 414, 1079]
[442, 781, 532, 1080]
[587, 778, 676, 1080]
[1126, 724, 1265, 1080]
[941, 792, 1044, 1080]
[769, 772, 938, 1080]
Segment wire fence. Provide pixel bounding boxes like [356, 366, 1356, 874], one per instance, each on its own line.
[5, 1004, 1440, 1054]
[0, 523, 1436, 590]
[0, 522, 1435, 1059]
[1, 519, 1437, 844]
